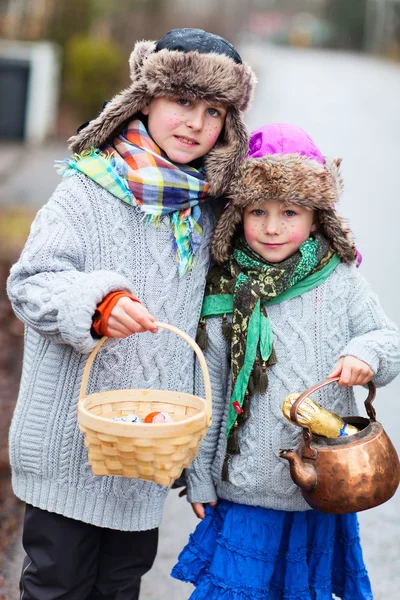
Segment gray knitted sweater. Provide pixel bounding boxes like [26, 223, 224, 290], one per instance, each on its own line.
[7, 174, 214, 531]
[186, 263, 400, 511]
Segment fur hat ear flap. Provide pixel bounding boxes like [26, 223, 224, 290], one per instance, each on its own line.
[129, 40, 157, 81]
[317, 158, 357, 264]
[205, 109, 250, 197]
[68, 85, 152, 154]
[211, 203, 243, 264]
[324, 157, 343, 200]
[318, 208, 357, 264]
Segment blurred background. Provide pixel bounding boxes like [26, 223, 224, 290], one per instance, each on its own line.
[1, 1, 399, 599]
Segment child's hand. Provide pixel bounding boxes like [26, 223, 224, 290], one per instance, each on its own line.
[107, 297, 158, 337]
[328, 356, 374, 387]
[191, 501, 217, 520]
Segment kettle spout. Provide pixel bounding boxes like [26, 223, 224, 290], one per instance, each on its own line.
[279, 449, 317, 492]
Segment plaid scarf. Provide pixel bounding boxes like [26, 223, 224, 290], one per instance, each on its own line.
[56, 119, 209, 276]
[198, 233, 338, 479]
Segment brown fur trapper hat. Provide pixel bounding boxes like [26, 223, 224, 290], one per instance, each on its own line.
[68, 28, 257, 196]
[212, 123, 358, 264]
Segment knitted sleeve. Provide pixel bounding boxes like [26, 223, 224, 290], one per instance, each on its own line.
[186, 317, 230, 503]
[340, 267, 400, 386]
[7, 201, 135, 354]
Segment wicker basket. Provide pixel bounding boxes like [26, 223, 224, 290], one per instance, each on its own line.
[77, 322, 212, 486]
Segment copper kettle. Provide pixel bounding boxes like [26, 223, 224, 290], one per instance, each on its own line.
[279, 377, 400, 514]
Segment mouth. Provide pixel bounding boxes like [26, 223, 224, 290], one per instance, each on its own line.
[262, 243, 285, 248]
[174, 135, 199, 146]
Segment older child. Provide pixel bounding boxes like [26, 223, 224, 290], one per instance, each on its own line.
[172, 123, 400, 599]
[6, 28, 256, 599]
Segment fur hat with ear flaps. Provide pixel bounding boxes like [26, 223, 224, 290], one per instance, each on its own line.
[212, 122, 358, 264]
[68, 28, 257, 197]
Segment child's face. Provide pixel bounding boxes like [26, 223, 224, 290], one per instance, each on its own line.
[243, 199, 317, 263]
[141, 97, 227, 164]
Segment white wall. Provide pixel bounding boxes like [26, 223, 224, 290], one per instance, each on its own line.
[0, 39, 61, 143]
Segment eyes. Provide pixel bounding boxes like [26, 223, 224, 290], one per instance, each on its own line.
[177, 98, 191, 107]
[176, 98, 224, 118]
[250, 208, 297, 217]
[207, 107, 221, 117]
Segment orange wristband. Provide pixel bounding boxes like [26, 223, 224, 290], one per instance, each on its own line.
[92, 291, 141, 337]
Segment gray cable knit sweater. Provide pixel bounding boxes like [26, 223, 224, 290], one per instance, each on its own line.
[7, 173, 214, 531]
[186, 263, 400, 511]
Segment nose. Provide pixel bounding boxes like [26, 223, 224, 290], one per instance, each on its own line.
[263, 215, 281, 235]
[186, 106, 205, 131]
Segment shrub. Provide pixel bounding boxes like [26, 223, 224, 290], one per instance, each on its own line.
[64, 35, 125, 121]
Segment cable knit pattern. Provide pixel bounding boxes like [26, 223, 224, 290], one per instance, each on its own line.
[7, 173, 214, 531]
[187, 263, 400, 511]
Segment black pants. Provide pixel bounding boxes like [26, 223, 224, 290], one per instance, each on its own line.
[19, 504, 159, 600]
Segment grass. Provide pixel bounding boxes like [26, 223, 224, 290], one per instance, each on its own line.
[0, 208, 36, 259]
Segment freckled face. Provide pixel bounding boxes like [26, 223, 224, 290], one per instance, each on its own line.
[141, 97, 227, 164]
[243, 199, 317, 263]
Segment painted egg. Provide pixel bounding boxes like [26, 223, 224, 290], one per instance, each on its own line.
[143, 411, 173, 424]
[113, 413, 143, 423]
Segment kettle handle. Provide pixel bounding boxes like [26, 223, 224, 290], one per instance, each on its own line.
[290, 376, 377, 436]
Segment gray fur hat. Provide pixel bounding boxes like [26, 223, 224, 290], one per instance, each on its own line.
[212, 123, 358, 264]
[68, 28, 257, 197]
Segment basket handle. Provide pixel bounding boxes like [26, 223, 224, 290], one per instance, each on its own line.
[79, 322, 212, 424]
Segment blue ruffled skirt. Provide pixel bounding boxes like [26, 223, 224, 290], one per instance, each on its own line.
[171, 500, 373, 600]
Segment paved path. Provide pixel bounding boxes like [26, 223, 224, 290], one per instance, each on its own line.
[0, 142, 67, 208]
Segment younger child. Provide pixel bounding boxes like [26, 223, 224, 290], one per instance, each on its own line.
[6, 28, 256, 599]
[172, 123, 400, 599]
